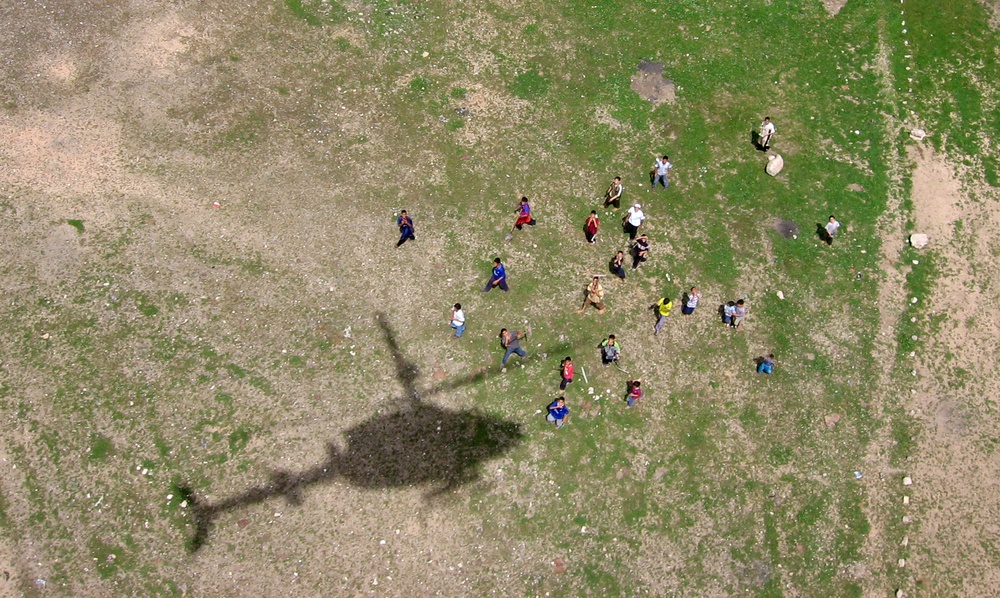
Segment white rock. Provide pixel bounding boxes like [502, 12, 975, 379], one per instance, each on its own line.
[776, 291, 785, 300]
[901, 536, 909, 546]
[898, 558, 906, 568]
[903, 476, 912, 485]
[909, 233, 929, 248]
[421, 51, 429, 58]
[903, 495, 910, 505]
[765, 154, 784, 176]
[588, 387, 595, 394]
[909, 128, 927, 141]
[911, 297, 918, 303]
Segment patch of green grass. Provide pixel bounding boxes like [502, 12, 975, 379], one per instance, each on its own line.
[67, 219, 85, 233]
[89, 434, 115, 460]
[509, 69, 549, 100]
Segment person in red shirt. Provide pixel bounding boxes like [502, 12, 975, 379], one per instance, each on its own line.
[511, 197, 536, 232]
[584, 210, 600, 244]
[559, 357, 575, 390]
[627, 379, 643, 408]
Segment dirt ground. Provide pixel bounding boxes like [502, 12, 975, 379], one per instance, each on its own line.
[904, 145, 1000, 594]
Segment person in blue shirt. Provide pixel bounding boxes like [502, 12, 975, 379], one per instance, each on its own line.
[396, 210, 416, 248]
[546, 397, 569, 428]
[484, 257, 509, 292]
[757, 354, 775, 375]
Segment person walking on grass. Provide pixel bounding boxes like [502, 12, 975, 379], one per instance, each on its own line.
[759, 117, 776, 151]
[652, 155, 672, 190]
[653, 296, 673, 335]
[626, 379, 643, 408]
[449, 303, 466, 338]
[600, 334, 621, 366]
[757, 354, 775, 374]
[682, 287, 701, 315]
[559, 357, 574, 390]
[824, 215, 840, 246]
[484, 257, 509, 292]
[603, 176, 623, 209]
[631, 234, 650, 270]
[584, 210, 600, 244]
[547, 397, 570, 428]
[732, 299, 748, 331]
[611, 250, 627, 279]
[511, 197, 536, 232]
[578, 276, 607, 315]
[498, 328, 527, 367]
[623, 204, 645, 240]
[396, 210, 416, 247]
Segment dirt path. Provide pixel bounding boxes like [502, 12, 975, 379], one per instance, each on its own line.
[904, 145, 1000, 594]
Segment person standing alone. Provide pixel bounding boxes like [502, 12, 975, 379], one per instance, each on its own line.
[651, 156, 672, 190]
[759, 117, 776, 151]
[450, 303, 466, 338]
[484, 258, 509, 292]
[396, 210, 416, 247]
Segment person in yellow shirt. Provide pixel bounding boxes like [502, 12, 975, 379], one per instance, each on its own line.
[653, 296, 673, 336]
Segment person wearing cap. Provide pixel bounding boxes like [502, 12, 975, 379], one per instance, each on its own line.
[623, 203, 645, 240]
[652, 155, 672, 189]
[577, 276, 607, 315]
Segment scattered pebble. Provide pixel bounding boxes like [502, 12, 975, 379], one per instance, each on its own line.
[901, 536, 909, 547]
[911, 297, 919, 304]
[903, 495, 910, 505]
[903, 476, 913, 486]
[902, 516, 912, 524]
[588, 387, 594, 394]
[898, 558, 906, 568]
[421, 51, 429, 58]
[776, 291, 785, 300]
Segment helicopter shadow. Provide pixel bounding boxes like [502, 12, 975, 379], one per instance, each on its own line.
[182, 312, 523, 552]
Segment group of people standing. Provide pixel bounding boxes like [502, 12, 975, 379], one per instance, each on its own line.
[417, 123, 830, 428]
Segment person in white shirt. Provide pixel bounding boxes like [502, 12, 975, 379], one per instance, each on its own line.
[651, 155, 672, 189]
[623, 204, 645, 240]
[824, 215, 841, 246]
[759, 117, 776, 150]
[450, 303, 466, 338]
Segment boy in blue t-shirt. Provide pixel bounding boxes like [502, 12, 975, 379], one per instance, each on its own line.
[547, 397, 570, 428]
[757, 354, 775, 375]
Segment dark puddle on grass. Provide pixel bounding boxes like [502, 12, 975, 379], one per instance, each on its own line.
[182, 312, 522, 552]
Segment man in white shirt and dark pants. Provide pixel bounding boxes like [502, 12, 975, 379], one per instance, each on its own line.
[759, 117, 776, 151]
[623, 204, 645, 240]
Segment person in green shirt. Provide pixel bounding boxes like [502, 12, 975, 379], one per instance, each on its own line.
[653, 296, 673, 336]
